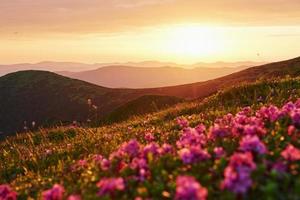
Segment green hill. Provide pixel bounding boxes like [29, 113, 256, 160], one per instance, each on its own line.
[1, 77, 300, 199]
[0, 71, 179, 136]
[0, 70, 179, 136]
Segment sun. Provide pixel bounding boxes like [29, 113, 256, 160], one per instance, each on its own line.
[164, 25, 222, 58]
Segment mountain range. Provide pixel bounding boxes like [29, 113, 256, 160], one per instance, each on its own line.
[57, 65, 249, 88]
[0, 61, 265, 88]
[0, 57, 299, 137]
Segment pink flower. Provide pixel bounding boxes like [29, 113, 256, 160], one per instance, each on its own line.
[179, 146, 210, 164]
[272, 162, 287, 174]
[77, 159, 87, 168]
[288, 125, 296, 136]
[143, 142, 160, 157]
[93, 154, 103, 163]
[209, 124, 230, 139]
[175, 176, 208, 200]
[42, 184, 65, 200]
[145, 132, 155, 142]
[256, 105, 282, 122]
[281, 144, 300, 161]
[282, 101, 296, 113]
[244, 124, 266, 136]
[45, 149, 52, 155]
[232, 113, 266, 137]
[0, 184, 17, 200]
[100, 158, 111, 171]
[239, 135, 267, 155]
[221, 152, 256, 194]
[214, 147, 225, 158]
[67, 195, 81, 200]
[97, 178, 125, 197]
[195, 124, 206, 134]
[177, 117, 189, 128]
[120, 139, 141, 158]
[159, 143, 173, 155]
[130, 158, 148, 169]
[290, 110, 300, 127]
[177, 128, 207, 148]
[92, 154, 110, 170]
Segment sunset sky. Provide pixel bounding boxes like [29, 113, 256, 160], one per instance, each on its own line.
[1, 0, 300, 64]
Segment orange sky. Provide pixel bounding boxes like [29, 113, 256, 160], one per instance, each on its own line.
[1, 0, 300, 64]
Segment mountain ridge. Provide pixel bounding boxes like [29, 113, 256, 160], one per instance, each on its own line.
[57, 65, 250, 88]
[0, 57, 299, 136]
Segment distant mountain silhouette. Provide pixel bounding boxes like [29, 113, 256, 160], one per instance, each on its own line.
[0, 61, 265, 77]
[58, 65, 251, 88]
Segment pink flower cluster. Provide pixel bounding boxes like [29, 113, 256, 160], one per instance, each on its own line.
[42, 184, 65, 200]
[176, 127, 207, 148]
[214, 147, 225, 158]
[177, 117, 189, 128]
[281, 144, 300, 161]
[179, 146, 210, 164]
[101, 139, 174, 182]
[239, 135, 267, 155]
[96, 178, 125, 197]
[221, 152, 256, 194]
[176, 126, 210, 164]
[0, 184, 17, 200]
[175, 176, 208, 200]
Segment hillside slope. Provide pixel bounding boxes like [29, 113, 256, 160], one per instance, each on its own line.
[142, 56, 300, 99]
[0, 71, 181, 135]
[1, 77, 300, 199]
[101, 56, 300, 123]
[0, 71, 108, 135]
[101, 95, 183, 123]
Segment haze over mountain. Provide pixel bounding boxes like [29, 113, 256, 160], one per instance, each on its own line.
[58, 65, 250, 88]
[0, 57, 298, 136]
[0, 61, 265, 76]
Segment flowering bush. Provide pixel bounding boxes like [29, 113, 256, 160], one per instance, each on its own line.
[175, 176, 207, 200]
[221, 152, 256, 194]
[96, 178, 125, 197]
[0, 184, 17, 200]
[42, 184, 65, 200]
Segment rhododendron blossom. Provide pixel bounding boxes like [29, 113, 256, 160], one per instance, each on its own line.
[120, 139, 141, 158]
[175, 176, 207, 200]
[177, 128, 207, 148]
[42, 184, 65, 200]
[142, 142, 160, 157]
[67, 195, 81, 200]
[0, 185, 17, 200]
[214, 147, 225, 158]
[97, 178, 125, 197]
[281, 144, 300, 161]
[290, 110, 300, 127]
[221, 152, 256, 194]
[179, 146, 210, 164]
[239, 135, 267, 155]
[177, 117, 189, 128]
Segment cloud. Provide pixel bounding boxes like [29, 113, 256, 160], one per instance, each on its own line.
[112, 0, 176, 8]
[0, 0, 300, 37]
